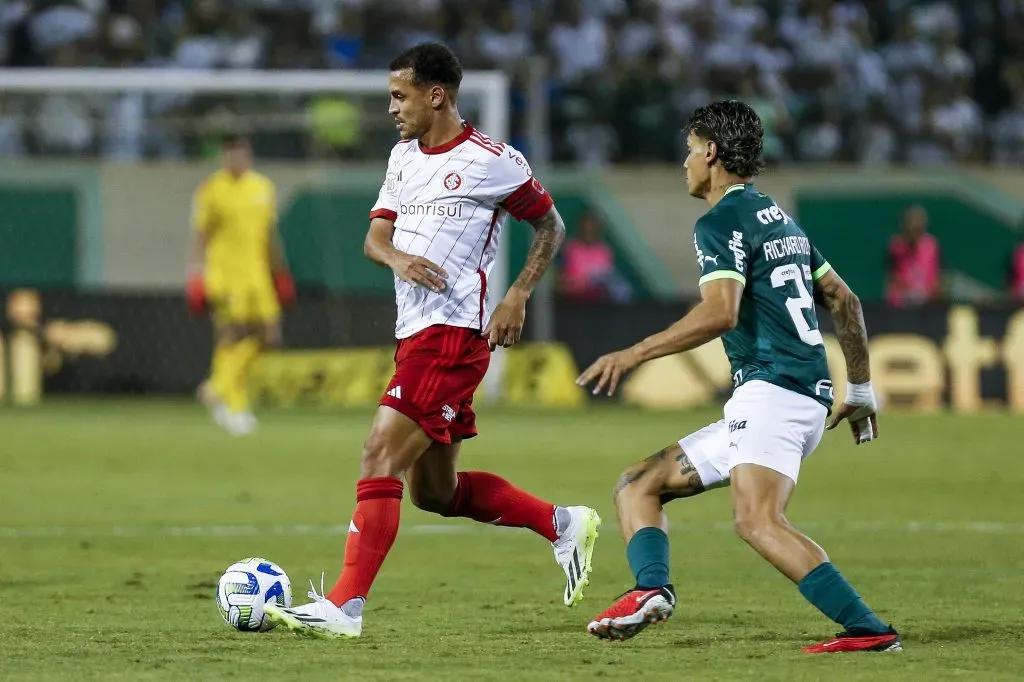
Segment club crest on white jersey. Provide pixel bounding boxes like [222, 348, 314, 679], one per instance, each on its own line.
[369, 124, 553, 339]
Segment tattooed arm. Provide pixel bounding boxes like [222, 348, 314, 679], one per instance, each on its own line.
[483, 206, 566, 349]
[815, 268, 880, 442]
[814, 269, 870, 383]
[513, 206, 567, 296]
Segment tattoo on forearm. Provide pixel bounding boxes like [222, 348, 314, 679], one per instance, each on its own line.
[513, 208, 565, 293]
[819, 277, 871, 384]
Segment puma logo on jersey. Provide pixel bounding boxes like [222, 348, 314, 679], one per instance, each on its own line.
[703, 255, 719, 266]
[755, 204, 791, 225]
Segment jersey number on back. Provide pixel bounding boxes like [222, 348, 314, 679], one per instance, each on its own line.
[770, 264, 823, 346]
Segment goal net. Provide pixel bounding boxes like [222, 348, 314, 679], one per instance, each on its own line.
[0, 68, 510, 405]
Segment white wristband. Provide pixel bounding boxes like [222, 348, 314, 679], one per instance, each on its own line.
[845, 381, 874, 405]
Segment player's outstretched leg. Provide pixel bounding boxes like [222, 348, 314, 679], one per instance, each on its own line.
[730, 463, 901, 653]
[588, 443, 706, 641]
[265, 406, 432, 639]
[407, 441, 601, 606]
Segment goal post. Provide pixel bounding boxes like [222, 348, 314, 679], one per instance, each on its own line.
[0, 68, 512, 403]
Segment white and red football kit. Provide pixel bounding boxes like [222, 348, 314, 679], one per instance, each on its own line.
[370, 123, 553, 442]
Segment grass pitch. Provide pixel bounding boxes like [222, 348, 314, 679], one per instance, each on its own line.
[1, 401, 1023, 681]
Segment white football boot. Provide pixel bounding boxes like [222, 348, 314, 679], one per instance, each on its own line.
[264, 574, 362, 639]
[553, 506, 602, 606]
[223, 410, 257, 436]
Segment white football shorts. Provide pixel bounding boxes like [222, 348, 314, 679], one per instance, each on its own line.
[679, 380, 828, 487]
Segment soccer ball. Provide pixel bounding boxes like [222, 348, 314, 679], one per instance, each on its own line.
[216, 557, 292, 632]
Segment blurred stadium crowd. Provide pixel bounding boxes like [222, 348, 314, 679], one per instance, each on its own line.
[2, 0, 1023, 166]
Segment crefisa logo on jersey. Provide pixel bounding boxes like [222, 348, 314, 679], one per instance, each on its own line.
[693, 233, 706, 269]
[443, 171, 463, 191]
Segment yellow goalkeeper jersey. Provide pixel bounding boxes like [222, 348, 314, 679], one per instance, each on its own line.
[192, 169, 277, 289]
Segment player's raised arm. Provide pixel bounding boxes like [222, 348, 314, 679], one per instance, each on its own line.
[813, 267, 878, 444]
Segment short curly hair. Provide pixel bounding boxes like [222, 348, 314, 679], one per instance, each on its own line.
[389, 42, 463, 94]
[686, 101, 765, 178]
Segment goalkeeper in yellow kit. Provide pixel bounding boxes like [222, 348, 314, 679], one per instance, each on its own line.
[186, 135, 295, 435]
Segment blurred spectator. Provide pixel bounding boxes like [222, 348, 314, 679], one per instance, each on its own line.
[1008, 237, 1024, 304]
[474, 4, 531, 72]
[324, 7, 365, 69]
[795, 100, 842, 162]
[854, 98, 898, 165]
[992, 62, 1024, 166]
[0, 0, 1022, 166]
[887, 206, 943, 308]
[548, 0, 609, 84]
[558, 212, 631, 303]
[101, 14, 148, 159]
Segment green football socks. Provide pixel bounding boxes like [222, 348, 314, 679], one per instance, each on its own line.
[798, 562, 888, 633]
[627, 527, 670, 589]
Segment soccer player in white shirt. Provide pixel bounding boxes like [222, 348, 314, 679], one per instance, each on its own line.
[265, 42, 601, 639]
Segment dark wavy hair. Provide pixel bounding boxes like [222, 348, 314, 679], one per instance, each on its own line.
[389, 42, 463, 95]
[686, 100, 765, 178]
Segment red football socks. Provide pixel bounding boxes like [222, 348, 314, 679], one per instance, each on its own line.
[443, 471, 558, 542]
[328, 476, 404, 606]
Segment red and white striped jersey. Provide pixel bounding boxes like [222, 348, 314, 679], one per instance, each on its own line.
[370, 123, 553, 339]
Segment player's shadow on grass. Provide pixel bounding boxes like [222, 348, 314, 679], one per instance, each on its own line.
[545, 622, 807, 648]
[912, 623, 1017, 644]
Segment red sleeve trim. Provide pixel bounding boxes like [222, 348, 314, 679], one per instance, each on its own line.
[369, 208, 398, 222]
[500, 178, 553, 222]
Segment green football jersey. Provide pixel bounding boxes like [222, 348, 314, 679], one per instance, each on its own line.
[693, 183, 834, 409]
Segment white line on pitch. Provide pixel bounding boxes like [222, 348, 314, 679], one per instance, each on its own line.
[1, 521, 1024, 539]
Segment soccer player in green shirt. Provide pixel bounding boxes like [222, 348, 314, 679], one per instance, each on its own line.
[577, 101, 900, 654]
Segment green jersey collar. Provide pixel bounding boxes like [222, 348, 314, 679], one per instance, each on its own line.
[722, 184, 747, 198]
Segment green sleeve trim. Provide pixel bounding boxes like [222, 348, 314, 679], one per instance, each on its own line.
[698, 270, 746, 287]
[812, 262, 833, 280]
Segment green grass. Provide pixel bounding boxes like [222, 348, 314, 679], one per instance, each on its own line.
[1, 401, 1023, 681]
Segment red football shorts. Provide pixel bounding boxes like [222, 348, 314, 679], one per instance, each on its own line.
[379, 324, 490, 444]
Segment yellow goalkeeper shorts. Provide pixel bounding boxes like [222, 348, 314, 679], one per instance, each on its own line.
[207, 282, 280, 327]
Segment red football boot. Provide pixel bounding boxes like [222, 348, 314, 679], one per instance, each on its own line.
[587, 585, 676, 641]
[802, 627, 902, 654]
